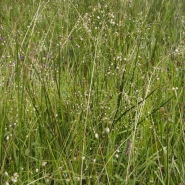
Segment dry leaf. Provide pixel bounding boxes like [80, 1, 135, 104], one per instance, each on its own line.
[125, 139, 133, 157]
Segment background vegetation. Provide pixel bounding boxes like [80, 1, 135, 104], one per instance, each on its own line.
[0, 0, 185, 184]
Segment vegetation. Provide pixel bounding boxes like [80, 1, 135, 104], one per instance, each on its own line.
[0, 0, 185, 184]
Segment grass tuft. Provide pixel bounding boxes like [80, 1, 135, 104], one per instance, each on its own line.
[0, 0, 185, 184]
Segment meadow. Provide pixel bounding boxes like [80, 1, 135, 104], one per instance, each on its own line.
[0, 0, 185, 184]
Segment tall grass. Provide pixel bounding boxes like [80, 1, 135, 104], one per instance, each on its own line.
[0, 0, 185, 184]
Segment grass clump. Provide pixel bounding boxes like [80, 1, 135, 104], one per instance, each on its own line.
[0, 0, 185, 184]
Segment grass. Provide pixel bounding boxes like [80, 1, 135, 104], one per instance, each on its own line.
[0, 0, 185, 184]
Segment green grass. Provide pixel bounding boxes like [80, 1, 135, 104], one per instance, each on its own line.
[0, 0, 185, 184]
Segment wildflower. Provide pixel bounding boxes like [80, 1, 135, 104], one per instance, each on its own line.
[172, 87, 178, 91]
[11, 172, 19, 183]
[95, 133, 99, 139]
[6, 136, 9, 141]
[42, 162, 47, 167]
[13, 172, 18, 177]
[105, 127, 110, 133]
[4, 171, 9, 176]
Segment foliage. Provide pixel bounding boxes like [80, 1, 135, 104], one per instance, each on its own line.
[0, 0, 185, 184]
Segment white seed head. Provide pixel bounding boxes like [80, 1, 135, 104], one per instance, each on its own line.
[42, 162, 47, 167]
[105, 127, 110, 133]
[95, 133, 99, 139]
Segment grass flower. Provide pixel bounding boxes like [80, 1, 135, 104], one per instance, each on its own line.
[0, 1, 184, 184]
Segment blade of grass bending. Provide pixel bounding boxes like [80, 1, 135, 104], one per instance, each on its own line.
[137, 95, 174, 126]
[113, 86, 160, 126]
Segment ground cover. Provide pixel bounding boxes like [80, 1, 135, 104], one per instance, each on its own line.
[0, 0, 185, 184]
